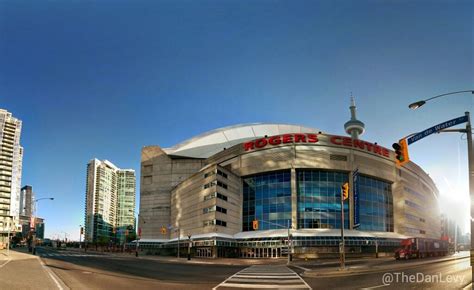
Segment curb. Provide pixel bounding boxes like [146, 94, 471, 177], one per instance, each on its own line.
[302, 255, 470, 278]
[135, 256, 288, 266]
[39, 257, 70, 290]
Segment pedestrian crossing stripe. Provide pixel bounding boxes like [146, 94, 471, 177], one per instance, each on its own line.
[40, 253, 101, 257]
[213, 265, 311, 289]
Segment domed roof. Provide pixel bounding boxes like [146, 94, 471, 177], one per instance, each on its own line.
[163, 123, 320, 158]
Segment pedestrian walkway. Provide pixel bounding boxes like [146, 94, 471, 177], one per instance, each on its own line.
[40, 252, 103, 258]
[0, 249, 68, 290]
[213, 265, 311, 289]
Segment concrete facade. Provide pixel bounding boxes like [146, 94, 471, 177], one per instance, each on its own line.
[139, 146, 205, 239]
[170, 165, 242, 238]
[138, 124, 441, 258]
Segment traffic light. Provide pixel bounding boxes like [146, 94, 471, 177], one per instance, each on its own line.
[341, 182, 349, 200]
[80, 227, 83, 235]
[392, 138, 410, 166]
[252, 220, 259, 230]
[161, 226, 167, 235]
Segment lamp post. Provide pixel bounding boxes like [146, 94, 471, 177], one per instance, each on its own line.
[408, 90, 474, 275]
[32, 197, 54, 255]
[135, 214, 145, 257]
[79, 225, 83, 249]
[6, 216, 13, 256]
[187, 234, 192, 260]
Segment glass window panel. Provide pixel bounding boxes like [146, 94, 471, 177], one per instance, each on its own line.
[357, 176, 393, 232]
[297, 170, 349, 230]
[242, 171, 292, 231]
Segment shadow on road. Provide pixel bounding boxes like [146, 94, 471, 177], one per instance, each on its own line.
[35, 247, 245, 284]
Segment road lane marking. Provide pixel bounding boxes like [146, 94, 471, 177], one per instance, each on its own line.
[213, 265, 311, 289]
[39, 259, 69, 290]
[361, 285, 389, 289]
[292, 265, 311, 272]
[217, 284, 310, 288]
[233, 275, 299, 278]
[0, 258, 12, 269]
[41, 252, 101, 258]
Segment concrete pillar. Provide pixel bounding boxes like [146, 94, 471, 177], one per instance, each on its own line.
[291, 168, 297, 230]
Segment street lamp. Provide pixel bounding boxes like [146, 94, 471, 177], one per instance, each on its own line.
[408, 89, 474, 276]
[135, 214, 146, 257]
[79, 225, 83, 249]
[32, 197, 54, 255]
[187, 234, 192, 260]
[408, 90, 474, 110]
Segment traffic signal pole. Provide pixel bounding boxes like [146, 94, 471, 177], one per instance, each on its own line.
[408, 90, 474, 278]
[340, 188, 345, 270]
[465, 112, 474, 272]
[429, 112, 474, 270]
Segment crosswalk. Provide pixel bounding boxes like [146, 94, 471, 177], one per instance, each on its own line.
[40, 252, 103, 258]
[213, 265, 312, 289]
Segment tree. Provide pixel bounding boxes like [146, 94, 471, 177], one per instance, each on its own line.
[126, 232, 137, 243]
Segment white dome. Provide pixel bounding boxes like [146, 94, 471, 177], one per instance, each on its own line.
[163, 123, 320, 158]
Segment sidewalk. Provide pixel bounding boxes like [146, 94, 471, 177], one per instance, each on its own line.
[63, 247, 470, 272]
[301, 251, 470, 278]
[65, 247, 290, 266]
[0, 248, 68, 290]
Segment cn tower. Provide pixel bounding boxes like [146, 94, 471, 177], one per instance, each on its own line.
[344, 97, 365, 139]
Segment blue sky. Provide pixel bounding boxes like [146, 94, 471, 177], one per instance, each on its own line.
[1, 0, 472, 240]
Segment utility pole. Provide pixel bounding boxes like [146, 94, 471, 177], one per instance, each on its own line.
[6, 220, 10, 256]
[375, 240, 379, 258]
[187, 235, 192, 260]
[408, 90, 474, 277]
[177, 228, 180, 259]
[79, 226, 82, 249]
[465, 112, 474, 268]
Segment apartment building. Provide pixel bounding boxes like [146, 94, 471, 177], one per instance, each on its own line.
[0, 109, 23, 244]
[84, 159, 136, 244]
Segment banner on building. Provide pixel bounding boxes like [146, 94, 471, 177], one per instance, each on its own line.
[353, 168, 360, 229]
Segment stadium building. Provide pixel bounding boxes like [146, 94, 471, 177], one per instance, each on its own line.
[137, 100, 441, 258]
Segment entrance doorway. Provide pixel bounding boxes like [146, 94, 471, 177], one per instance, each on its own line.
[196, 247, 212, 258]
[240, 247, 281, 258]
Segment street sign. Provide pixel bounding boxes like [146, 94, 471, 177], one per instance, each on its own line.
[407, 115, 468, 145]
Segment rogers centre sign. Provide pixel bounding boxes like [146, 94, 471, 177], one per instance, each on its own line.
[243, 133, 390, 158]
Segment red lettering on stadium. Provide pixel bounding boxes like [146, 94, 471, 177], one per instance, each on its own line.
[243, 133, 319, 151]
[244, 134, 390, 158]
[329, 136, 390, 157]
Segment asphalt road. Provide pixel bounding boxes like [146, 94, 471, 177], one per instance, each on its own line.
[299, 256, 471, 289]
[38, 247, 246, 290]
[37, 247, 471, 290]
